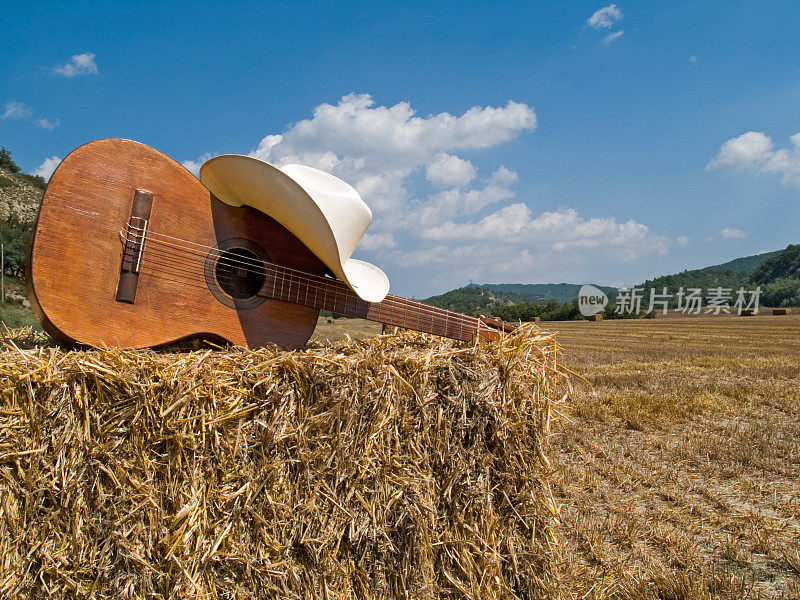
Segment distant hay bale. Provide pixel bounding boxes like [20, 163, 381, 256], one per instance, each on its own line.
[585, 313, 603, 322]
[773, 308, 791, 315]
[0, 326, 568, 599]
[530, 316, 541, 323]
[740, 308, 757, 316]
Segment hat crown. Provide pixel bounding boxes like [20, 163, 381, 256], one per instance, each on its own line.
[279, 164, 372, 264]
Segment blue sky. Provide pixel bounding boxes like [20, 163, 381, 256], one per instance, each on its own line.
[2, 1, 799, 297]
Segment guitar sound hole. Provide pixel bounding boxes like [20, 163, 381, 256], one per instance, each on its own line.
[215, 248, 265, 299]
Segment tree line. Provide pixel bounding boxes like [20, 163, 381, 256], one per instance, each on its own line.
[0, 147, 46, 189]
[0, 214, 33, 278]
[751, 244, 800, 307]
[0, 148, 38, 277]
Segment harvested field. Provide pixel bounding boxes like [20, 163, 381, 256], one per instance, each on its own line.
[0, 326, 568, 599]
[545, 315, 800, 599]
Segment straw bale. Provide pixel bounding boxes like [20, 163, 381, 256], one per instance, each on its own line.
[0, 325, 568, 599]
[585, 314, 602, 322]
[773, 308, 791, 315]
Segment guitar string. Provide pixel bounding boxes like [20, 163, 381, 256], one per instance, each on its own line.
[121, 224, 488, 333]
[133, 248, 489, 340]
[152, 243, 491, 339]
[123, 220, 504, 333]
[124, 220, 488, 325]
[122, 231, 488, 337]
[136, 252, 482, 341]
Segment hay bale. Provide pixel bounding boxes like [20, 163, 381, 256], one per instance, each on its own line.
[773, 308, 791, 315]
[585, 313, 603, 322]
[740, 308, 757, 316]
[530, 316, 541, 323]
[0, 326, 568, 599]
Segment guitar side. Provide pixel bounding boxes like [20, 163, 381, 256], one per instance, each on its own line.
[28, 139, 327, 350]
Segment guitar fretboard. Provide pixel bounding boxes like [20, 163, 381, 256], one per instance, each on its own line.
[257, 263, 478, 342]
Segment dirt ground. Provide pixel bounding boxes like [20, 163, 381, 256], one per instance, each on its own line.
[315, 314, 800, 598]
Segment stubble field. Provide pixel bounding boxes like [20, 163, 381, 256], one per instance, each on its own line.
[316, 314, 800, 598]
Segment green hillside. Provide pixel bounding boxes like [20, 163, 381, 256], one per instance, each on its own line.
[427, 248, 799, 319]
[422, 286, 539, 316]
[638, 250, 783, 296]
[0, 147, 40, 279]
[632, 246, 800, 308]
[0, 147, 44, 328]
[468, 282, 616, 302]
[473, 252, 784, 304]
[705, 250, 783, 274]
[750, 244, 800, 284]
[424, 286, 636, 322]
[0, 148, 45, 223]
[750, 244, 800, 307]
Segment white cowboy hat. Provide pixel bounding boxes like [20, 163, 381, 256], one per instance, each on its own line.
[198, 155, 390, 303]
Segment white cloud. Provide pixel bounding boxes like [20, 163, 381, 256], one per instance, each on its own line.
[388, 204, 667, 293]
[33, 156, 61, 180]
[588, 4, 623, 29]
[247, 93, 535, 220]
[54, 52, 98, 77]
[251, 93, 536, 163]
[720, 227, 746, 240]
[181, 153, 212, 177]
[689, 55, 697, 63]
[709, 131, 800, 187]
[3, 101, 33, 119]
[412, 166, 518, 224]
[3, 101, 58, 130]
[358, 232, 398, 250]
[762, 133, 800, 187]
[708, 131, 774, 171]
[677, 235, 689, 246]
[389, 221, 664, 293]
[34, 117, 59, 130]
[603, 30, 624, 44]
[390, 242, 563, 291]
[425, 152, 477, 188]
[422, 205, 660, 255]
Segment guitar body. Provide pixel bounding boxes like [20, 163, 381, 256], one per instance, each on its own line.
[28, 139, 327, 349]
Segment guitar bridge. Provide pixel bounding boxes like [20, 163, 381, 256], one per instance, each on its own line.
[115, 189, 154, 303]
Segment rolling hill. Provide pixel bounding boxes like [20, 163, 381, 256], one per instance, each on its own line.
[0, 167, 45, 223]
[0, 148, 46, 327]
[639, 249, 784, 296]
[425, 248, 795, 317]
[421, 285, 540, 316]
[467, 282, 617, 302]
[704, 250, 784, 274]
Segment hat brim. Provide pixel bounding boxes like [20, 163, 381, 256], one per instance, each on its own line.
[199, 155, 389, 303]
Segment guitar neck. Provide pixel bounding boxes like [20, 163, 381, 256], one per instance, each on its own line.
[257, 262, 479, 342]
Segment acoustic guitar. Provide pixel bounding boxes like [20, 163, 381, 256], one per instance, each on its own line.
[27, 139, 513, 350]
